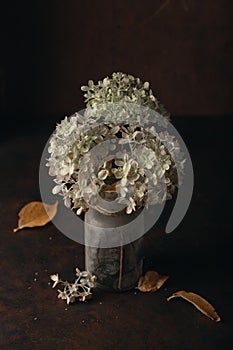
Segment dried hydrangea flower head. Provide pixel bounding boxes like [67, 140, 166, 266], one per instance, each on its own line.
[47, 72, 185, 216]
[81, 72, 170, 119]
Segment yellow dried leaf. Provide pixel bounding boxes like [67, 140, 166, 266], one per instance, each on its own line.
[13, 201, 58, 232]
[167, 290, 221, 322]
[137, 270, 169, 292]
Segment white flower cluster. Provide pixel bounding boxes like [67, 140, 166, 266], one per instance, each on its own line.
[81, 72, 170, 120]
[47, 74, 185, 215]
[50, 268, 96, 304]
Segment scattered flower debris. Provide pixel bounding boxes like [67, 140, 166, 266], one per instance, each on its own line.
[50, 268, 96, 305]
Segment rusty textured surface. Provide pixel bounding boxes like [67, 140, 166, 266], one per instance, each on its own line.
[0, 117, 232, 350]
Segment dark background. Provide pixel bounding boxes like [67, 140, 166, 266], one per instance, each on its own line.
[0, 1, 233, 350]
[1, 0, 233, 130]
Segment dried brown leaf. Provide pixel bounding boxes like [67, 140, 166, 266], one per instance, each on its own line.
[137, 270, 169, 292]
[13, 201, 58, 232]
[167, 290, 221, 322]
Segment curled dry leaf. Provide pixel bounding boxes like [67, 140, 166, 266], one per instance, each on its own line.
[13, 201, 58, 232]
[137, 270, 169, 292]
[167, 290, 221, 322]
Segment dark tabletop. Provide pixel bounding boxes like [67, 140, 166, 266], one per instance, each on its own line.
[0, 116, 232, 350]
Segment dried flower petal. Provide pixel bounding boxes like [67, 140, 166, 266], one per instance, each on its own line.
[57, 290, 67, 300]
[50, 274, 59, 282]
[98, 168, 109, 180]
[167, 290, 221, 322]
[13, 201, 58, 232]
[50, 274, 60, 288]
[137, 271, 169, 292]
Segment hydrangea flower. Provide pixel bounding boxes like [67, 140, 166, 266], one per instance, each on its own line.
[50, 268, 96, 304]
[47, 73, 185, 215]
